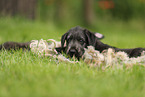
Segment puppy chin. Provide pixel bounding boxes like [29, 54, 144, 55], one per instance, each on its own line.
[67, 52, 82, 60]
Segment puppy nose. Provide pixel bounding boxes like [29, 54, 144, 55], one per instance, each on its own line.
[70, 49, 76, 54]
[70, 49, 76, 53]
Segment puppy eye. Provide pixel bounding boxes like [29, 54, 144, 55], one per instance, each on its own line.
[79, 39, 84, 44]
[67, 38, 70, 42]
[79, 40, 83, 42]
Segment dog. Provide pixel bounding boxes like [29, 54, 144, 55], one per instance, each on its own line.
[56, 26, 145, 59]
[0, 26, 145, 60]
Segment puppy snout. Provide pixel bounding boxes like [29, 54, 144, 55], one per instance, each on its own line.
[70, 49, 77, 54]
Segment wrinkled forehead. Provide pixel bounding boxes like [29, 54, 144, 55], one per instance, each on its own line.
[67, 29, 86, 40]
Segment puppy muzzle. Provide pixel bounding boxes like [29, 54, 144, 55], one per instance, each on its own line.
[66, 47, 84, 60]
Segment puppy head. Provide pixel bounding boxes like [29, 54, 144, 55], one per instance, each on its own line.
[61, 26, 104, 59]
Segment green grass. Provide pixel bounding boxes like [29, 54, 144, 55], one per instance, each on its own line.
[0, 17, 145, 97]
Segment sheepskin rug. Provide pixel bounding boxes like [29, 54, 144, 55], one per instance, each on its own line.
[30, 39, 145, 69]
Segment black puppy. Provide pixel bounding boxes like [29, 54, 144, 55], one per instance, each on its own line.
[58, 26, 104, 59]
[58, 26, 145, 59]
[0, 26, 145, 60]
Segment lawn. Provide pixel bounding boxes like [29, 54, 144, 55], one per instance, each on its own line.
[0, 17, 145, 97]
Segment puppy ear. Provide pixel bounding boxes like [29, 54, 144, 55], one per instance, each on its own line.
[94, 32, 104, 39]
[84, 29, 97, 46]
[61, 32, 68, 47]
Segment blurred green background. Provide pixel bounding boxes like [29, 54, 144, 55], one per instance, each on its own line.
[0, 0, 145, 26]
[0, 0, 145, 48]
[0, 1, 145, 97]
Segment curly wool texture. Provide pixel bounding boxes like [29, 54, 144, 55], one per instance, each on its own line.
[30, 39, 145, 69]
[83, 46, 145, 69]
[30, 39, 77, 63]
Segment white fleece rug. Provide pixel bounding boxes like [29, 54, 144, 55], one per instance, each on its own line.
[30, 39, 145, 69]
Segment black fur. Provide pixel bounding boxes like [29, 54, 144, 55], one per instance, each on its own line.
[0, 42, 30, 51]
[58, 26, 145, 59]
[1, 26, 145, 60]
